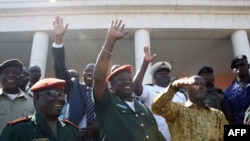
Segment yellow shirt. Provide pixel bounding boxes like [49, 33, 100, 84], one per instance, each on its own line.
[152, 85, 228, 141]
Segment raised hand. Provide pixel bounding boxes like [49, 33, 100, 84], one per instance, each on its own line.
[107, 20, 128, 41]
[53, 16, 69, 44]
[144, 46, 157, 62]
[172, 77, 193, 90]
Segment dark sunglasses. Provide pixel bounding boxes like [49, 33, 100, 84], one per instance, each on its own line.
[39, 90, 65, 97]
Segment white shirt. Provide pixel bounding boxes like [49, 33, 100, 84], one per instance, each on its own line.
[6, 93, 18, 101]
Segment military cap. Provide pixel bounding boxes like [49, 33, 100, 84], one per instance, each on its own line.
[107, 65, 132, 82]
[150, 61, 171, 75]
[0, 59, 23, 73]
[31, 78, 65, 92]
[231, 55, 248, 69]
[198, 66, 214, 75]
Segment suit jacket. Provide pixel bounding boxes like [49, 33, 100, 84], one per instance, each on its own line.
[52, 46, 87, 125]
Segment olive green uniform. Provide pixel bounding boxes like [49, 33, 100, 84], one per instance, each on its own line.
[94, 88, 165, 141]
[0, 88, 35, 133]
[0, 111, 81, 141]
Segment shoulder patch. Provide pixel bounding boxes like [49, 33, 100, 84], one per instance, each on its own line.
[62, 120, 79, 129]
[8, 116, 32, 126]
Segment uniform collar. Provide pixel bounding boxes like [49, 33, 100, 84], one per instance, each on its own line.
[0, 87, 30, 99]
[32, 111, 66, 127]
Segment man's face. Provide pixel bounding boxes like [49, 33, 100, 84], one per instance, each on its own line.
[154, 69, 170, 87]
[232, 60, 250, 78]
[29, 66, 41, 83]
[111, 71, 134, 100]
[20, 67, 30, 86]
[83, 64, 95, 87]
[187, 76, 207, 102]
[0, 66, 22, 89]
[199, 73, 214, 86]
[34, 88, 66, 120]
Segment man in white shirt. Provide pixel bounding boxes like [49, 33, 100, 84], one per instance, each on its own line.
[133, 46, 187, 141]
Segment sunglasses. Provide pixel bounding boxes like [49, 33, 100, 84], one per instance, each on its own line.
[39, 90, 65, 97]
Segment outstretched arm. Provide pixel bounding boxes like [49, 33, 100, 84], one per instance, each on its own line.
[51, 16, 72, 93]
[152, 77, 190, 120]
[93, 20, 128, 99]
[133, 46, 157, 96]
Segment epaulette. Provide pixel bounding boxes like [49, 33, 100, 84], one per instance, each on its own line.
[8, 116, 32, 126]
[62, 120, 79, 129]
[145, 83, 154, 86]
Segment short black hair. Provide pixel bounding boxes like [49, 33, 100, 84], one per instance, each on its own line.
[198, 66, 214, 75]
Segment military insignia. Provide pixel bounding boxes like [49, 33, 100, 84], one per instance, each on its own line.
[116, 104, 127, 109]
[32, 138, 49, 141]
[237, 55, 244, 59]
[8, 116, 32, 126]
[160, 62, 167, 68]
[62, 119, 79, 129]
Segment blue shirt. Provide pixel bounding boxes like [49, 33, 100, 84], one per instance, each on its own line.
[224, 80, 250, 124]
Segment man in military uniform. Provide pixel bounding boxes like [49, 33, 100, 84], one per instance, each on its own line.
[93, 19, 165, 141]
[0, 78, 81, 141]
[133, 46, 187, 141]
[0, 59, 34, 134]
[197, 66, 224, 112]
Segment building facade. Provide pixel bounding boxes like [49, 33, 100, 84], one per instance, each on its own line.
[0, 0, 250, 90]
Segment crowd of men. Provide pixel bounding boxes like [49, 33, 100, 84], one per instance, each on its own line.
[0, 16, 249, 141]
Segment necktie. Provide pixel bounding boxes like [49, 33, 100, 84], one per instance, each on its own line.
[86, 88, 95, 141]
[86, 88, 95, 124]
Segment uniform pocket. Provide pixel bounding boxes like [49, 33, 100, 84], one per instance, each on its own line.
[0, 109, 7, 127]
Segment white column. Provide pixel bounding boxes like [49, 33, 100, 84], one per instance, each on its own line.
[30, 32, 49, 79]
[134, 29, 152, 84]
[231, 30, 250, 63]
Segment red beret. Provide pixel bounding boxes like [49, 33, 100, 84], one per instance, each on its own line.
[31, 78, 65, 92]
[107, 65, 132, 82]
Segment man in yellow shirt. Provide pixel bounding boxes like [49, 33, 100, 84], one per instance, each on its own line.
[152, 75, 228, 141]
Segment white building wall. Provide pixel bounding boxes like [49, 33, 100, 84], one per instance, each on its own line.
[0, 0, 250, 83]
[1, 0, 250, 32]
